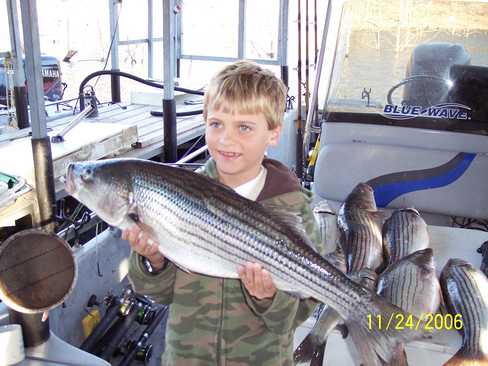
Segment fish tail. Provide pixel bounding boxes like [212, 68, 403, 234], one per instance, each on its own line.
[443, 349, 488, 366]
[382, 346, 409, 366]
[310, 342, 327, 366]
[293, 333, 322, 363]
[346, 294, 431, 366]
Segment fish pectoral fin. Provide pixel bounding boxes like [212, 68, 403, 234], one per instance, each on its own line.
[126, 200, 159, 239]
[127, 196, 141, 223]
[128, 211, 139, 223]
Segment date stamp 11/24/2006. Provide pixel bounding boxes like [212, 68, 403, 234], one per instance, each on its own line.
[367, 313, 463, 331]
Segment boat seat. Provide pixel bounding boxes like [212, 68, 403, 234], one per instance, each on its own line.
[446, 64, 488, 123]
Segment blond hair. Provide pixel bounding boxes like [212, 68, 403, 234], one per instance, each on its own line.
[203, 60, 287, 130]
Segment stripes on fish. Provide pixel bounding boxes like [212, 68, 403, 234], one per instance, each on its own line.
[65, 159, 431, 366]
[377, 248, 442, 366]
[294, 265, 378, 365]
[383, 208, 429, 266]
[338, 183, 384, 274]
[378, 248, 441, 317]
[294, 248, 348, 364]
[441, 258, 488, 366]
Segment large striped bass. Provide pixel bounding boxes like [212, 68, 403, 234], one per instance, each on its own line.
[65, 158, 429, 365]
[440, 259, 488, 366]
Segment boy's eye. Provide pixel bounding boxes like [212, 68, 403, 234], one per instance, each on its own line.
[239, 124, 252, 132]
[208, 121, 222, 128]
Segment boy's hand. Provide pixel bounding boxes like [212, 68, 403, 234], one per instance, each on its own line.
[239, 262, 277, 300]
[122, 225, 166, 271]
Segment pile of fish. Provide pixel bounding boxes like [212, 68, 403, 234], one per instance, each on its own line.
[295, 183, 488, 366]
[66, 159, 432, 366]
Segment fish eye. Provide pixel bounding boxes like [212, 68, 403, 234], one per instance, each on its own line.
[81, 168, 94, 182]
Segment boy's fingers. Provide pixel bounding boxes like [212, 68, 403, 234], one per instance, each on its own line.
[126, 227, 141, 246]
[253, 268, 265, 295]
[239, 263, 253, 290]
[146, 239, 159, 256]
[262, 270, 275, 293]
[248, 263, 258, 288]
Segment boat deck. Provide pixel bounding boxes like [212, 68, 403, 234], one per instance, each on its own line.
[0, 92, 205, 227]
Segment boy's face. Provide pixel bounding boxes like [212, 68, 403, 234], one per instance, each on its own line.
[205, 106, 281, 187]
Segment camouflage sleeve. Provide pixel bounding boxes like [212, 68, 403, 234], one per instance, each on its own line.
[127, 250, 177, 304]
[299, 188, 326, 256]
[242, 189, 322, 334]
[242, 289, 317, 334]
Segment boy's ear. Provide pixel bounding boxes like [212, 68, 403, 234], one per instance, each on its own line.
[268, 125, 282, 147]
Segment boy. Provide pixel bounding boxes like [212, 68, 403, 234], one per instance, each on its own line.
[125, 60, 323, 365]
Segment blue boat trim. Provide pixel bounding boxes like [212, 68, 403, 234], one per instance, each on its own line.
[367, 153, 476, 207]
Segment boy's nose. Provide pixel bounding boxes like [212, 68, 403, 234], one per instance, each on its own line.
[219, 128, 236, 144]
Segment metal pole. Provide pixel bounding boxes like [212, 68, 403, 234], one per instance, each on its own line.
[6, 0, 29, 129]
[296, 0, 303, 180]
[278, 0, 289, 87]
[162, 0, 177, 162]
[238, 0, 246, 60]
[175, 6, 181, 78]
[148, 0, 154, 79]
[109, 0, 121, 103]
[314, 0, 318, 65]
[13, 0, 56, 347]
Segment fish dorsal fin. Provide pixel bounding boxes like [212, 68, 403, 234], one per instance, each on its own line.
[260, 201, 316, 251]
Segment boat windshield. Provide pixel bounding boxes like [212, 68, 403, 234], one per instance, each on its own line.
[322, 0, 488, 132]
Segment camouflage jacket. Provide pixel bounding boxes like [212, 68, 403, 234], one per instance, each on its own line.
[128, 158, 323, 366]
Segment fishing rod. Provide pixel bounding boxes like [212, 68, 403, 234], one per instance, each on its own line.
[313, 0, 319, 129]
[296, 0, 304, 180]
[305, 0, 310, 120]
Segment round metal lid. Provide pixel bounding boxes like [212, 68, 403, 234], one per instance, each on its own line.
[0, 229, 77, 314]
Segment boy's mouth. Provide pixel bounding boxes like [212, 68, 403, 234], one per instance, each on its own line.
[218, 150, 242, 159]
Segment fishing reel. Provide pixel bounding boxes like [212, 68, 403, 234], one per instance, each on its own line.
[125, 341, 153, 364]
[136, 306, 156, 325]
[135, 344, 153, 363]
